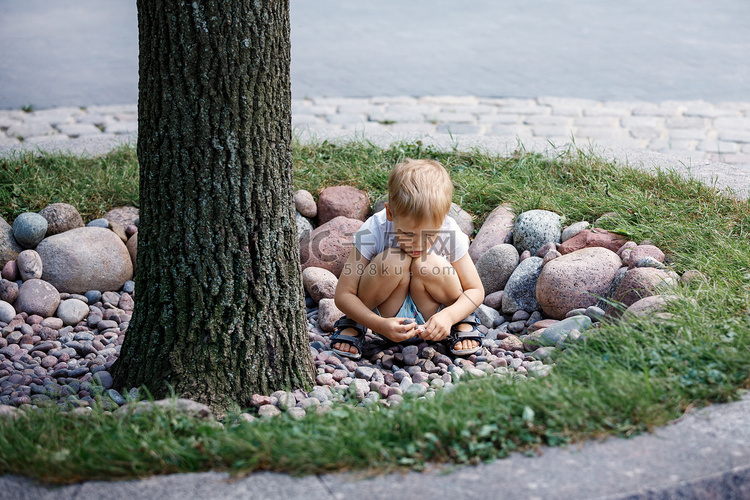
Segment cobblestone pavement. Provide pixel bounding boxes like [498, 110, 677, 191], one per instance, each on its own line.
[2, 97, 750, 168]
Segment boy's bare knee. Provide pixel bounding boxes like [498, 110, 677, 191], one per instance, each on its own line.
[410, 253, 454, 281]
[362, 248, 411, 279]
[367, 247, 412, 278]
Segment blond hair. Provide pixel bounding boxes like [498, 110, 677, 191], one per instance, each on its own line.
[388, 159, 453, 224]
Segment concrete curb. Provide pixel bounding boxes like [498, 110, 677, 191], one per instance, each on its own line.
[3, 393, 750, 499]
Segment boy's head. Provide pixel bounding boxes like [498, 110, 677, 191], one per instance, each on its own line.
[386, 159, 453, 226]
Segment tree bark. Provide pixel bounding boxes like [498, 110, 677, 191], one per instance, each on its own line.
[112, 0, 315, 414]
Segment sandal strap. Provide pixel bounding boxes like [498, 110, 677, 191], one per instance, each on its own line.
[449, 313, 483, 344]
[333, 316, 366, 337]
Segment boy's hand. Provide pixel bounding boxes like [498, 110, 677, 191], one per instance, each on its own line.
[379, 317, 421, 343]
[419, 311, 452, 342]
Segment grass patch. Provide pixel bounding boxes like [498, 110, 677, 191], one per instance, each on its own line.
[1, 138, 750, 483]
[0, 146, 139, 223]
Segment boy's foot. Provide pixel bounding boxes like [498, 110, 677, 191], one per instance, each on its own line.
[452, 322, 480, 352]
[448, 314, 483, 357]
[332, 327, 363, 356]
[330, 317, 366, 360]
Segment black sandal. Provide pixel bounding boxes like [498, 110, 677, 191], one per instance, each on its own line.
[447, 313, 484, 357]
[330, 316, 367, 361]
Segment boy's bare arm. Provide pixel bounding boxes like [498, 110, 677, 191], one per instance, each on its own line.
[441, 253, 485, 325]
[334, 248, 384, 333]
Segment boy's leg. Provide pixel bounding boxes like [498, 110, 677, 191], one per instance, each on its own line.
[409, 253, 480, 351]
[333, 247, 412, 355]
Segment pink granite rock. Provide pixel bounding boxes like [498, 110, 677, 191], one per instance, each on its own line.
[1, 260, 18, 281]
[15, 279, 60, 318]
[628, 244, 666, 269]
[483, 290, 504, 310]
[302, 267, 338, 303]
[38, 203, 84, 237]
[536, 247, 622, 320]
[468, 205, 514, 263]
[542, 249, 562, 266]
[616, 241, 637, 256]
[317, 186, 370, 225]
[559, 228, 628, 255]
[527, 319, 559, 333]
[605, 267, 678, 318]
[300, 216, 363, 277]
[103, 206, 139, 228]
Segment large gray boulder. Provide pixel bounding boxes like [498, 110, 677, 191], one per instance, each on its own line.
[513, 210, 562, 255]
[475, 244, 519, 295]
[35, 227, 133, 293]
[502, 256, 544, 314]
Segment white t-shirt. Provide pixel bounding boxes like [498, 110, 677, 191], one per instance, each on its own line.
[354, 209, 469, 263]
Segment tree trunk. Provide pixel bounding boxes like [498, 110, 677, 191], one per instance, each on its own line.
[112, 0, 315, 414]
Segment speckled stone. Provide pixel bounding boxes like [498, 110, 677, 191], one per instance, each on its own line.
[502, 256, 544, 314]
[296, 211, 313, 242]
[0, 217, 22, 268]
[448, 203, 474, 236]
[38, 203, 84, 237]
[475, 243, 519, 295]
[17, 249, 43, 281]
[513, 210, 562, 255]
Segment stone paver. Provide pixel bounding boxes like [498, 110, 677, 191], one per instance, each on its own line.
[1, 97, 748, 169]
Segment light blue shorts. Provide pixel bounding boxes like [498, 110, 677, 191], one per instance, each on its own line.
[374, 294, 444, 325]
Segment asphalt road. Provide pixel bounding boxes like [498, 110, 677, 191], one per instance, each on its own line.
[0, 0, 748, 108]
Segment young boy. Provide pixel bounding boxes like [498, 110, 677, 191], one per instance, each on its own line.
[332, 158, 485, 360]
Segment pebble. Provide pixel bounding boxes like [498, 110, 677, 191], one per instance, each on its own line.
[17, 250, 43, 280]
[56, 299, 90, 326]
[0, 300, 15, 324]
[0, 279, 19, 304]
[258, 404, 281, 418]
[87, 218, 110, 229]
